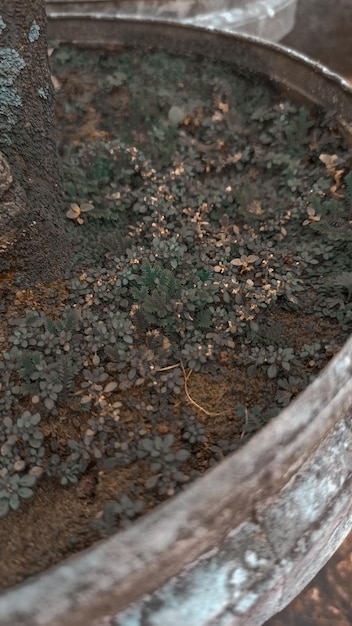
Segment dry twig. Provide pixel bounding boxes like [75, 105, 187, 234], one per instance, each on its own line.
[180, 358, 231, 417]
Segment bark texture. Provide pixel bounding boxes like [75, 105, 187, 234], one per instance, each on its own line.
[0, 0, 70, 285]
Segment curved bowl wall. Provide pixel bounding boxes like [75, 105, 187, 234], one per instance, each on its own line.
[46, 0, 298, 41]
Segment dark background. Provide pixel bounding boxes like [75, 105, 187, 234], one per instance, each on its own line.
[283, 0, 352, 79]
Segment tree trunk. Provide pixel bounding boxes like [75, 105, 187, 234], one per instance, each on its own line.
[0, 0, 70, 286]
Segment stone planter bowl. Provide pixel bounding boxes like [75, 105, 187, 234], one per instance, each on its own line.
[1, 20, 352, 626]
[46, 0, 298, 41]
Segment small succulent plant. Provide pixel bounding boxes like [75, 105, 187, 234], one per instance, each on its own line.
[0, 473, 37, 518]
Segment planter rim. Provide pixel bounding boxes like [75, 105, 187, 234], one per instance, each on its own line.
[47, 16, 352, 90]
[46, 0, 298, 42]
[1, 22, 352, 626]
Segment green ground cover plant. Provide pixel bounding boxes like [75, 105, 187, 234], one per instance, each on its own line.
[0, 43, 351, 588]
